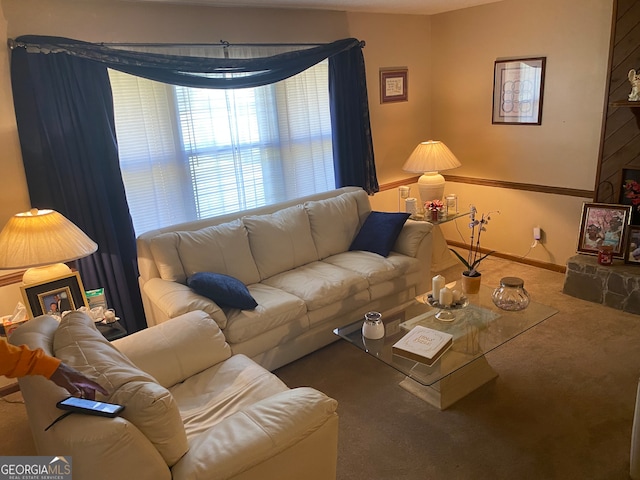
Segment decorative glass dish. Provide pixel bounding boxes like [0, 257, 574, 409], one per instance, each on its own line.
[423, 293, 469, 321]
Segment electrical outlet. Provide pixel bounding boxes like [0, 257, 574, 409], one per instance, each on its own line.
[533, 226, 541, 241]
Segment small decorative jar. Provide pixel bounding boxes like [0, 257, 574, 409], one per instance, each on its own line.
[362, 311, 385, 339]
[445, 194, 458, 215]
[492, 277, 530, 311]
[597, 245, 613, 265]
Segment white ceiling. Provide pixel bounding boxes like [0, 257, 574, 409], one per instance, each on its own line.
[123, 0, 504, 16]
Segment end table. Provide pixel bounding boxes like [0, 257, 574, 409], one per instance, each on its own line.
[96, 320, 127, 341]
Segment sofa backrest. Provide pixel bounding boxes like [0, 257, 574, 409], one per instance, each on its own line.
[137, 187, 370, 283]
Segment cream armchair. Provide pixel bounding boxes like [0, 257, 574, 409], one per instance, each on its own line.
[11, 311, 339, 480]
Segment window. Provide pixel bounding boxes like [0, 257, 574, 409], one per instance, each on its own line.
[109, 60, 334, 235]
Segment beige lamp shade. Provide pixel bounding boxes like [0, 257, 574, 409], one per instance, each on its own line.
[0, 209, 98, 284]
[402, 140, 462, 204]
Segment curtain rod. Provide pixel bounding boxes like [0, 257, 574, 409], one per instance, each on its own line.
[7, 37, 365, 50]
[101, 40, 365, 48]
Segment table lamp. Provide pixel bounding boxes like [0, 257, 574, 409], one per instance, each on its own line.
[402, 140, 462, 205]
[0, 208, 98, 285]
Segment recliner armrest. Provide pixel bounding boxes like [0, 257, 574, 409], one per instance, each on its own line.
[142, 277, 228, 328]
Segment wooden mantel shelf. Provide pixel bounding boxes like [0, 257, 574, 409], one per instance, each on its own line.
[610, 100, 640, 107]
[610, 100, 640, 128]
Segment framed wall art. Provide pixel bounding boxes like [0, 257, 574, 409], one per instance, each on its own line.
[577, 202, 632, 258]
[380, 68, 408, 103]
[20, 271, 89, 318]
[492, 57, 546, 125]
[619, 168, 640, 225]
[625, 226, 640, 264]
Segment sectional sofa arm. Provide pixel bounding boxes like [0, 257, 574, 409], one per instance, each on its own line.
[393, 219, 433, 258]
[113, 310, 232, 388]
[172, 387, 339, 479]
[142, 277, 228, 328]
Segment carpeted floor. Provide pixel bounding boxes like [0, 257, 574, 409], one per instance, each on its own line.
[276, 256, 640, 480]
[2, 255, 639, 479]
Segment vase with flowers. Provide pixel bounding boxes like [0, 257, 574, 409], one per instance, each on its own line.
[424, 199, 444, 222]
[449, 206, 498, 294]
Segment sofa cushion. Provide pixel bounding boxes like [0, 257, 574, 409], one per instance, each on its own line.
[262, 261, 369, 311]
[349, 211, 411, 257]
[322, 250, 406, 285]
[150, 219, 260, 285]
[187, 272, 258, 310]
[304, 191, 361, 259]
[53, 312, 188, 467]
[223, 284, 307, 344]
[243, 205, 318, 280]
[170, 354, 289, 439]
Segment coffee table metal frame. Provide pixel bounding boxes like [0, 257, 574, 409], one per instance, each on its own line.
[333, 284, 557, 409]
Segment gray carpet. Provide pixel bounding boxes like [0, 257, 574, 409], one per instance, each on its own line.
[276, 257, 640, 480]
[2, 256, 639, 479]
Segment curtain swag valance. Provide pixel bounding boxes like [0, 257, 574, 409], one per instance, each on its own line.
[9, 35, 365, 89]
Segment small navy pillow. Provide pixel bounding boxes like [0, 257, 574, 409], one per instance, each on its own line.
[349, 211, 411, 257]
[187, 272, 258, 310]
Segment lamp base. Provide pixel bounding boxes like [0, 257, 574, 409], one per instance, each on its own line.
[22, 263, 72, 285]
[417, 172, 446, 205]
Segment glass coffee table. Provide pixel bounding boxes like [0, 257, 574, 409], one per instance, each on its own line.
[334, 284, 558, 409]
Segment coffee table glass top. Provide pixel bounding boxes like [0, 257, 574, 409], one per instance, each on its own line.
[333, 284, 558, 387]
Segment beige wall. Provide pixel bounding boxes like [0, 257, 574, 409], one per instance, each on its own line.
[371, 0, 614, 268]
[428, 0, 614, 266]
[346, 12, 431, 183]
[0, 0, 615, 304]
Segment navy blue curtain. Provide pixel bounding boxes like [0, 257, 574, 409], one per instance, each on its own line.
[10, 48, 145, 333]
[9, 35, 378, 331]
[330, 46, 378, 194]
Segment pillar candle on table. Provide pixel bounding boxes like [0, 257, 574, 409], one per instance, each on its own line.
[439, 287, 453, 306]
[432, 275, 445, 296]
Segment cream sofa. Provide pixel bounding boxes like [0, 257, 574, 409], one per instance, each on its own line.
[11, 311, 339, 480]
[137, 187, 433, 371]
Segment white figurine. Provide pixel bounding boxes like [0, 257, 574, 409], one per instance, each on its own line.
[629, 69, 640, 101]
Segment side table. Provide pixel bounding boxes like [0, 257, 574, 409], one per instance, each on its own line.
[413, 211, 468, 273]
[96, 320, 128, 341]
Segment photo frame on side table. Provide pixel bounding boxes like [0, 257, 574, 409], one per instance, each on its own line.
[20, 271, 89, 318]
[380, 68, 408, 104]
[577, 203, 631, 258]
[492, 57, 546, 125]
[625, 226, 640, 264]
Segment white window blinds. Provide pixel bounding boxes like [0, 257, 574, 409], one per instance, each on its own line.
[109, 54, 334, 235]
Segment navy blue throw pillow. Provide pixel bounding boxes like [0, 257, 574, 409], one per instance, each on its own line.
[187, 272, 258, 310]
[349, 211, 411, 257]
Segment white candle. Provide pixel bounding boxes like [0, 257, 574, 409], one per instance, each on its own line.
[452, 289, 462, 302]
[439, 287, 453, 306]
[432, 275, 445, 296]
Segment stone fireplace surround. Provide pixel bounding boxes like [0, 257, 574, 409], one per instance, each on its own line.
[563, 254, 640, 315]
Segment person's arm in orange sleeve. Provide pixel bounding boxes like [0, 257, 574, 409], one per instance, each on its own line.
[0, 338, 60, 378]
[0, 338, 108, 399]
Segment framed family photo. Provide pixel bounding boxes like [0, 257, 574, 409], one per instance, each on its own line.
[625, 226, 640, 264]
[577, 203, 632, 258]
[492, 57, 546, 125]
[20, 271, 89, 318]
